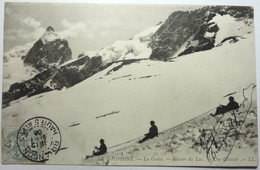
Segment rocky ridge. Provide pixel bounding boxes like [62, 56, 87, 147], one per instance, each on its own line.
[23, 26, 72, 71]
[2, 27, 106, 107]
[149, 6, 253, 61]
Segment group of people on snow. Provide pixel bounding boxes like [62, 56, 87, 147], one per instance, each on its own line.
[88, 96, 239, 158]
[88, 120, 158, 158]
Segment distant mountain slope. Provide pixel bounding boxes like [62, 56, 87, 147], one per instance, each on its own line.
[2, 27, 73, 107]
[3, 43, 38, 92]
[83, 23, 162, 65]
[3, 26, 72, 91]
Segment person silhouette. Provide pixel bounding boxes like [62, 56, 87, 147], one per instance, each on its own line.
[85, 139, 107, 160]
[210, 96, 239, 117]
[139, 121, 158, 143]
[93, 139, 107, 156]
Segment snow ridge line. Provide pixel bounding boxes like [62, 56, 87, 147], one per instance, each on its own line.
[159, 107, 217, 135]
[107, 107, 217, 150]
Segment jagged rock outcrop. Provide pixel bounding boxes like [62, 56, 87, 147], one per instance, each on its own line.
[149, 6, 253, 60]
[149, 7, 211, 61]
[2, 69, 54, 107]
[23, 26, 72, 71]
[2, 53, 105, 107]
[178, 21, 219, 56]
[2, 26, 73, 107]
[50, 55, 104, 90]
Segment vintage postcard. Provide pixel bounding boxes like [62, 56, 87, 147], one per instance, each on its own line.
[1, 2, 258, 167]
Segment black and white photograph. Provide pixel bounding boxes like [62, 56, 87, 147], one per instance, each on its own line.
[1, 1, 258, 168]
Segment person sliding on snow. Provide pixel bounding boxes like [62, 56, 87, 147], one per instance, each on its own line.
[210, 96, 239, 117]
[93, 139, 107, 156]
[139, 121, 158, 143]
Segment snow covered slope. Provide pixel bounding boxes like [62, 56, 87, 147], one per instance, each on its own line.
[3, 43, 39, 92]
[84, 23, 162, 65]
[211, 14, 253, 46]
[2, 25, 256, 166]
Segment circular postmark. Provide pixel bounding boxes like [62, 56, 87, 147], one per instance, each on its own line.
[17, 117, 62, 162]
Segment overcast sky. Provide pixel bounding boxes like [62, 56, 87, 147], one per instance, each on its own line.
[4, 3, 203, 57]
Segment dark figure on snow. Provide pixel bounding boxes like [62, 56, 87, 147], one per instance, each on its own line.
[93, 139, 107, 156]
[210, 96, 239, 117]
[139, 121, 158, 143]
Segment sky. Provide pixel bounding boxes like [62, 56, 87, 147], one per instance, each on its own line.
[3, 3, 203, 58]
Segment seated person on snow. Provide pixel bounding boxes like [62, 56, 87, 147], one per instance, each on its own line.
[139, 121, 158, 143]
[93, 139, 107, 156]
[210, 96, 239, 117]
[86, 139, 107, 159]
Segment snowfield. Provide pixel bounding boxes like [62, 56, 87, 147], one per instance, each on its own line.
[211, 14, 254, 46]
[83, 23, 162, 65]
[3, 43, 39, 92]
[2, 28, 256, 166]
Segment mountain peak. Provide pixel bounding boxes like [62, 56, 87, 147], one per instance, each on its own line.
[41, 26, 60, 44]
[46, 26, 55, 32]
